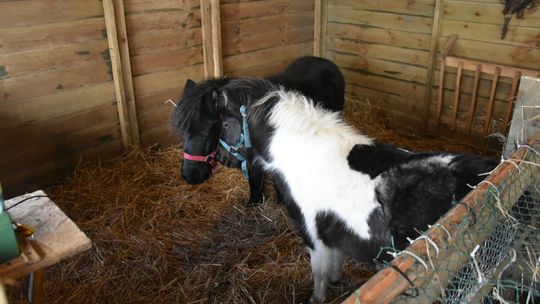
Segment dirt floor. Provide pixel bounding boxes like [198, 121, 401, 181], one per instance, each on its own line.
[6, 103, 497, 304]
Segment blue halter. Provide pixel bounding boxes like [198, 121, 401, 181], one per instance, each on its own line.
[219, 105, 252, 178]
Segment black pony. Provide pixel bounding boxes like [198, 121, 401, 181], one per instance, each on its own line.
[216, 78, 497, 303]
[170, 56, 345, 205]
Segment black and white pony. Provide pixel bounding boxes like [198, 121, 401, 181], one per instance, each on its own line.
[216, 79, 497, 303]
[170, 56, 345, 205]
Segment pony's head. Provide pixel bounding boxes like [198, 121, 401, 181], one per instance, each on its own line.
[171, 78, 229, 185]
[215, 78, 274, 168]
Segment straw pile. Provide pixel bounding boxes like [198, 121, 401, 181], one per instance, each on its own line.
[6, 103, 495, 304]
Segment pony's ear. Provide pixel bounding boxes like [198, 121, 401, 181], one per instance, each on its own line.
[182, 79, 196, 96]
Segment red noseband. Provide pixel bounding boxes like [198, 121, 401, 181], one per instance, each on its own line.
[183, 150, 218, 172]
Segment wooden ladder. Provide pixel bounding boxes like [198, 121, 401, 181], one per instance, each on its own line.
[435, 56, 540, 136]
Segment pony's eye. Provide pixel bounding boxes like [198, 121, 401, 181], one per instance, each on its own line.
[223, 122, 230, 129]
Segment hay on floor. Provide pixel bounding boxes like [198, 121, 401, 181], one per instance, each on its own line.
[6, 105, 495, 304]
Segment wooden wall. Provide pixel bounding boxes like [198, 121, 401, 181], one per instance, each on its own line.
[125, 0, 204, 147]
[322, 0, 540, 137]
[0, 0, 122, 196]
[221, 0, 314, 77]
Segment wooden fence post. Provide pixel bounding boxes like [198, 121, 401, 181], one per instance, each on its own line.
[103, 0, 140, 148]
[314, 0, 327, 57]
[201, 0, 223, 78]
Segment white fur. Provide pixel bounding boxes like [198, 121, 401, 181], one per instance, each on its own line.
[263, 90, 378, 241]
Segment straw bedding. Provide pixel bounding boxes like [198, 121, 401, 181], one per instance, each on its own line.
[6, 103, 494, 304]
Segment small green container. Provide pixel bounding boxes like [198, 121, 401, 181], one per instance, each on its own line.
[0, 182, 20, 264]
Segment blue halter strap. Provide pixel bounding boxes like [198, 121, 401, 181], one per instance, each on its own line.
[219, 105, 251, 178]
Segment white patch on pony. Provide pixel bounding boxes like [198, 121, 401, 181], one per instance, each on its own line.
[264, 89, 378, 241]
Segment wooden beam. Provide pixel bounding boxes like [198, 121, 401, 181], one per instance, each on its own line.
[314, 0, 327, 57]
[451, 60, 463, 131]
[435, 59, 446, 124]
[502, 71, 522, 135]
[421, 0, 445, 129]
[103, 0, 132, 149]
[467, 64, 481, 135]
[484, 66, 501, 134]
[112, 0, 140, 146]
[201, 0, 223, 78]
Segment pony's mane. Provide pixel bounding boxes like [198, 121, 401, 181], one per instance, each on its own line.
[221, 78, 276, 108]
[254, 89, 372, 146]
[170, 78, 230, 133]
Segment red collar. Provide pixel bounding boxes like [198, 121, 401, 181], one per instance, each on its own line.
[183, 150, 218, 172]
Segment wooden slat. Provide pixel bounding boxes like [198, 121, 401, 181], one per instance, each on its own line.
[125, 10, 201, 34]
[443, 1, 540, 27]
[0, 82, 115, 131]
[502, 71, 522, 135]
[128, 28, 202, 56]
[327, 37, 430, 67]
[313, 0, 325, 56]
[103, 0, 133, 148]
[0, 18, 106, 55]
[327, 6, 434, 34]
[200, 0, 223, 78]
[132, 65, 203, 97]
[211, 0, 223, 77]
[484, 66, 501, 134]
[451, 60, 463, 130]
[421, 0, 443, 128]
[113, 0, 140, 146]
[342, 69, 425, 101]
[328, 0, 436, 17]
[436, 59, 445, 123]
[327, 23, 431, 51]
[329, 52, 428, 83]
[223, 26, 313, 57]
[467, 64, 482, 135]
[131, 47, 203, 76]
[0, 0, 103, 29]
[124, 0, 199, 13]
[221, 0, 313, 20]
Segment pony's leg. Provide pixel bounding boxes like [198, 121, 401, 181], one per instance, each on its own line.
[330, 248, 345, 283]
[247, 161, 265, 205]
[309, 241, 333, 304]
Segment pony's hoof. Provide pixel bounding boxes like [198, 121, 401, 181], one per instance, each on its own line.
[247, 196, 264, 206]
[308, 295, 324, 304]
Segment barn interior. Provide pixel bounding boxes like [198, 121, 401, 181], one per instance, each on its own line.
[1, 0, 539, 303]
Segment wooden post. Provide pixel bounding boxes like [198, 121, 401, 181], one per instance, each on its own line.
[201, 0, 223, 78]
[314, 0, 327, 57]
[467, 64, 482, 135]
[421, 0, 445, 129]
[103, 0, 139, 148]
[113, 0, 140, 146]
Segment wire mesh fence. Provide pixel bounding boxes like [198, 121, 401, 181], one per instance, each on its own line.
[345, 134, 540, 304]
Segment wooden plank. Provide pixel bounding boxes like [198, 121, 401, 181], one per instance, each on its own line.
[328, 0, 436, 17]
[327, 6, 433, 34]
[328, 51, 428, 83]
[421, 0, 443, 128]
[223, 26, 313, 57]
[0, 0, 103, 29]
[226, 60, 289, 78]
[467, 64, 482, 135]
[133, 65, 204, 97]
[221, 0, 313, 20]
[0, 18, 106, 55]
[103, 0, 138, 148]
[346, 84, 423, 117]
[223, 42, 312, 74]
[451, 60, 463, 130]
[436, 59, 445, 123]
[135, 88, 182, 116]
[0, 39, 109, 79]
[124, 0, 199, 13]
[139, 107, 174, 134]
[441, 19, 540, 48]
[1, 61, 112, 104]
[0, 82, 115, 131]
[313, 0, 325, 56]
[131, 47, 203, 76]
[327, 22, 431, 51]
[125, 10, 201, 34]
[128, 28, 202, 56]
[443, 1, 540, 26]
[2, 122, 121, 173]
[502, 71, 522, 135]
[140, 125, 175, 147]
[114, 0, 140, 146]
[484, 66, 501, 133]
[327, 37, 430, 67]
[342, 69, 425, 101]
[210, 0, 223, 77]
[221, 12, 313, 41]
